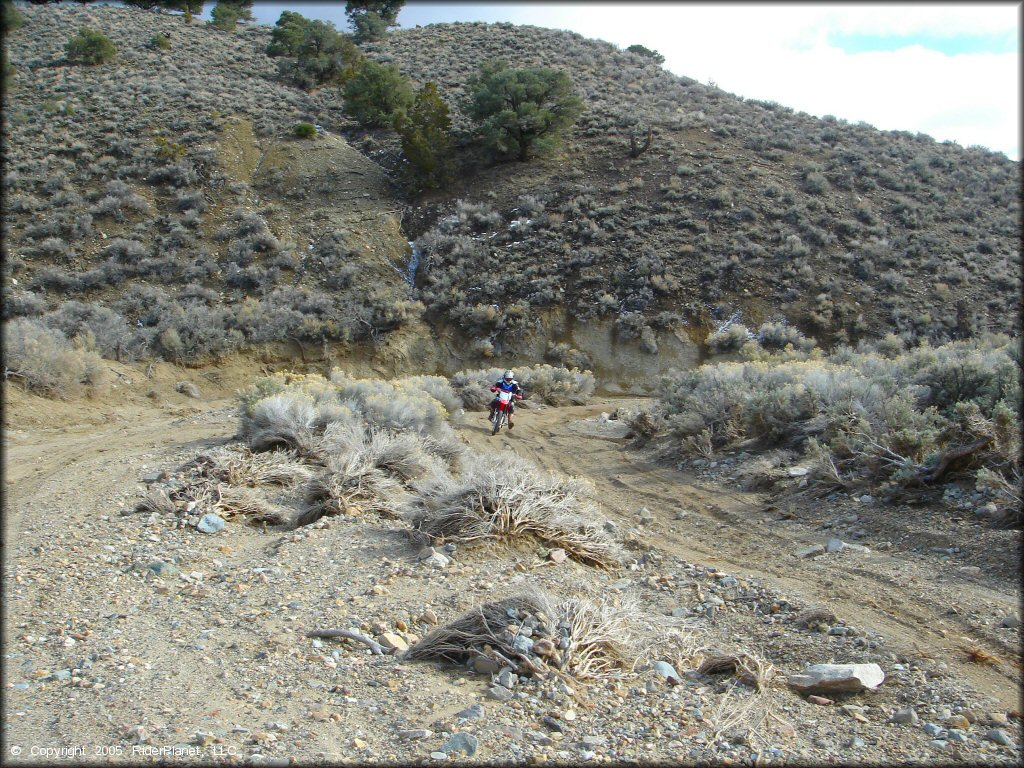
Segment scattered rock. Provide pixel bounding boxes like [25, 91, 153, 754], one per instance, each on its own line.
[825, 538, 870, 554]
[146, 561, 178, 579]
[787, 663, 885, 694]
[945, 715, 970, 730]
[547, 548, 568, 564]
[418, 547, 451, 568]
[472, 656, 502, 675]
[807, 695, 833, 706]
[1000, 614, 1020, 629]
[795, 544, 825, 558]
[652, 661, 680, 684]
[376, 633, 409, 653]
[487, 685, 513, 701]
[196, 514, 225, 534]
[890, 708, 919, 725]
[398, 729, 432, 740]
[442, 732, 478, 757]
[175, 381, 201, 398]
[986, 729, 1014, 747]
[455, 704, 484, 722]
[497, 669, 517, 689]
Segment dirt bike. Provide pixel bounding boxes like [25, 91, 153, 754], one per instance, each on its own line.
[489, 389, 522, 435]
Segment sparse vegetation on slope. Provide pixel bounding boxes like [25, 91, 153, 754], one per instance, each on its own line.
[632, 334, 1022, 521]
[1, 4, 1019, 398]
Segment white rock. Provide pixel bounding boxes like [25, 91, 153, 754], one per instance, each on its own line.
[787, 663, 885, 693]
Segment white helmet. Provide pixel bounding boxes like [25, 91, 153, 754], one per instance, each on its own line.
[503, 370, 514, 381]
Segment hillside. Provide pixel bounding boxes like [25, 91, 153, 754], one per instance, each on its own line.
[2, 4, 1021, 387]
[2, 7, 1022, 764]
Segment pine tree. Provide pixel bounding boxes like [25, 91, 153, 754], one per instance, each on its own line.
[394, 82, 455, 189]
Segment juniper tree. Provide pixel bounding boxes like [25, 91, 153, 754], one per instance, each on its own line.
[343, 60, 413, 127]
[345, 0, 404, 43]
[210, 0, 254, 31]
[466, 60, 584, 162]
[268, 12, 364, 90]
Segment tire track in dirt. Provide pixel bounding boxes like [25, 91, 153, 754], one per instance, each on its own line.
[456, 398, 1021, 710]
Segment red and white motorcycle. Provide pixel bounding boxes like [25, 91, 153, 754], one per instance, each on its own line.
[488, 388, 523, 435]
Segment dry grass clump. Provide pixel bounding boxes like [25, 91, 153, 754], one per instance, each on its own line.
[408, 454, 622, 567]
[405, 589, 642, 682]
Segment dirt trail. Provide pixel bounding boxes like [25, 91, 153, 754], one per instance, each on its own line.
[3, 382, 1020, 762]
[457, 398, 1022, 711]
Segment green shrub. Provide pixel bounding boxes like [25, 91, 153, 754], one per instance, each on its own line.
[343, 60, 413, 127]
[625, 44, 664, 64]
[644, 336, 1021, 501]
[467, 60, 584, 161]
[293, 121, 317, 138]
[706, 323, 750, 352]
[149, 33, 171, 50]
[65, 27, 117, 65]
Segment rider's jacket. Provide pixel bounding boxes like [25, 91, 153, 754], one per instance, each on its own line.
[492, 379, 522, 396]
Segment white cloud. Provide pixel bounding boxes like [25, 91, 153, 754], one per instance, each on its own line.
[483, 3, 1020, 158]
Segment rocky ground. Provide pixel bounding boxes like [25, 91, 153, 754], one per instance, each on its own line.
[2, 359, 1021, 765]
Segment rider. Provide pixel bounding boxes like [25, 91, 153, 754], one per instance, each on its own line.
[488, 369, 523, 429]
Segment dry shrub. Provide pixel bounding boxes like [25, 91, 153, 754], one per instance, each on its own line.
[408, 454, 622, 567]
[134, 488, 175, 516]
[298, 463, 406, 527]
[201, 446, 314, 488]
[405, 589, 642, 682]
[697, 651, 775, 691]
[212, 484, 288, 525]
[3, 318, 109, 399]
[697, 646, 780, 751]
[241, 392, 317, 454]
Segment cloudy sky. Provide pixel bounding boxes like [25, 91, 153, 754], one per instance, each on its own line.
[237, 2, 1021, 160]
